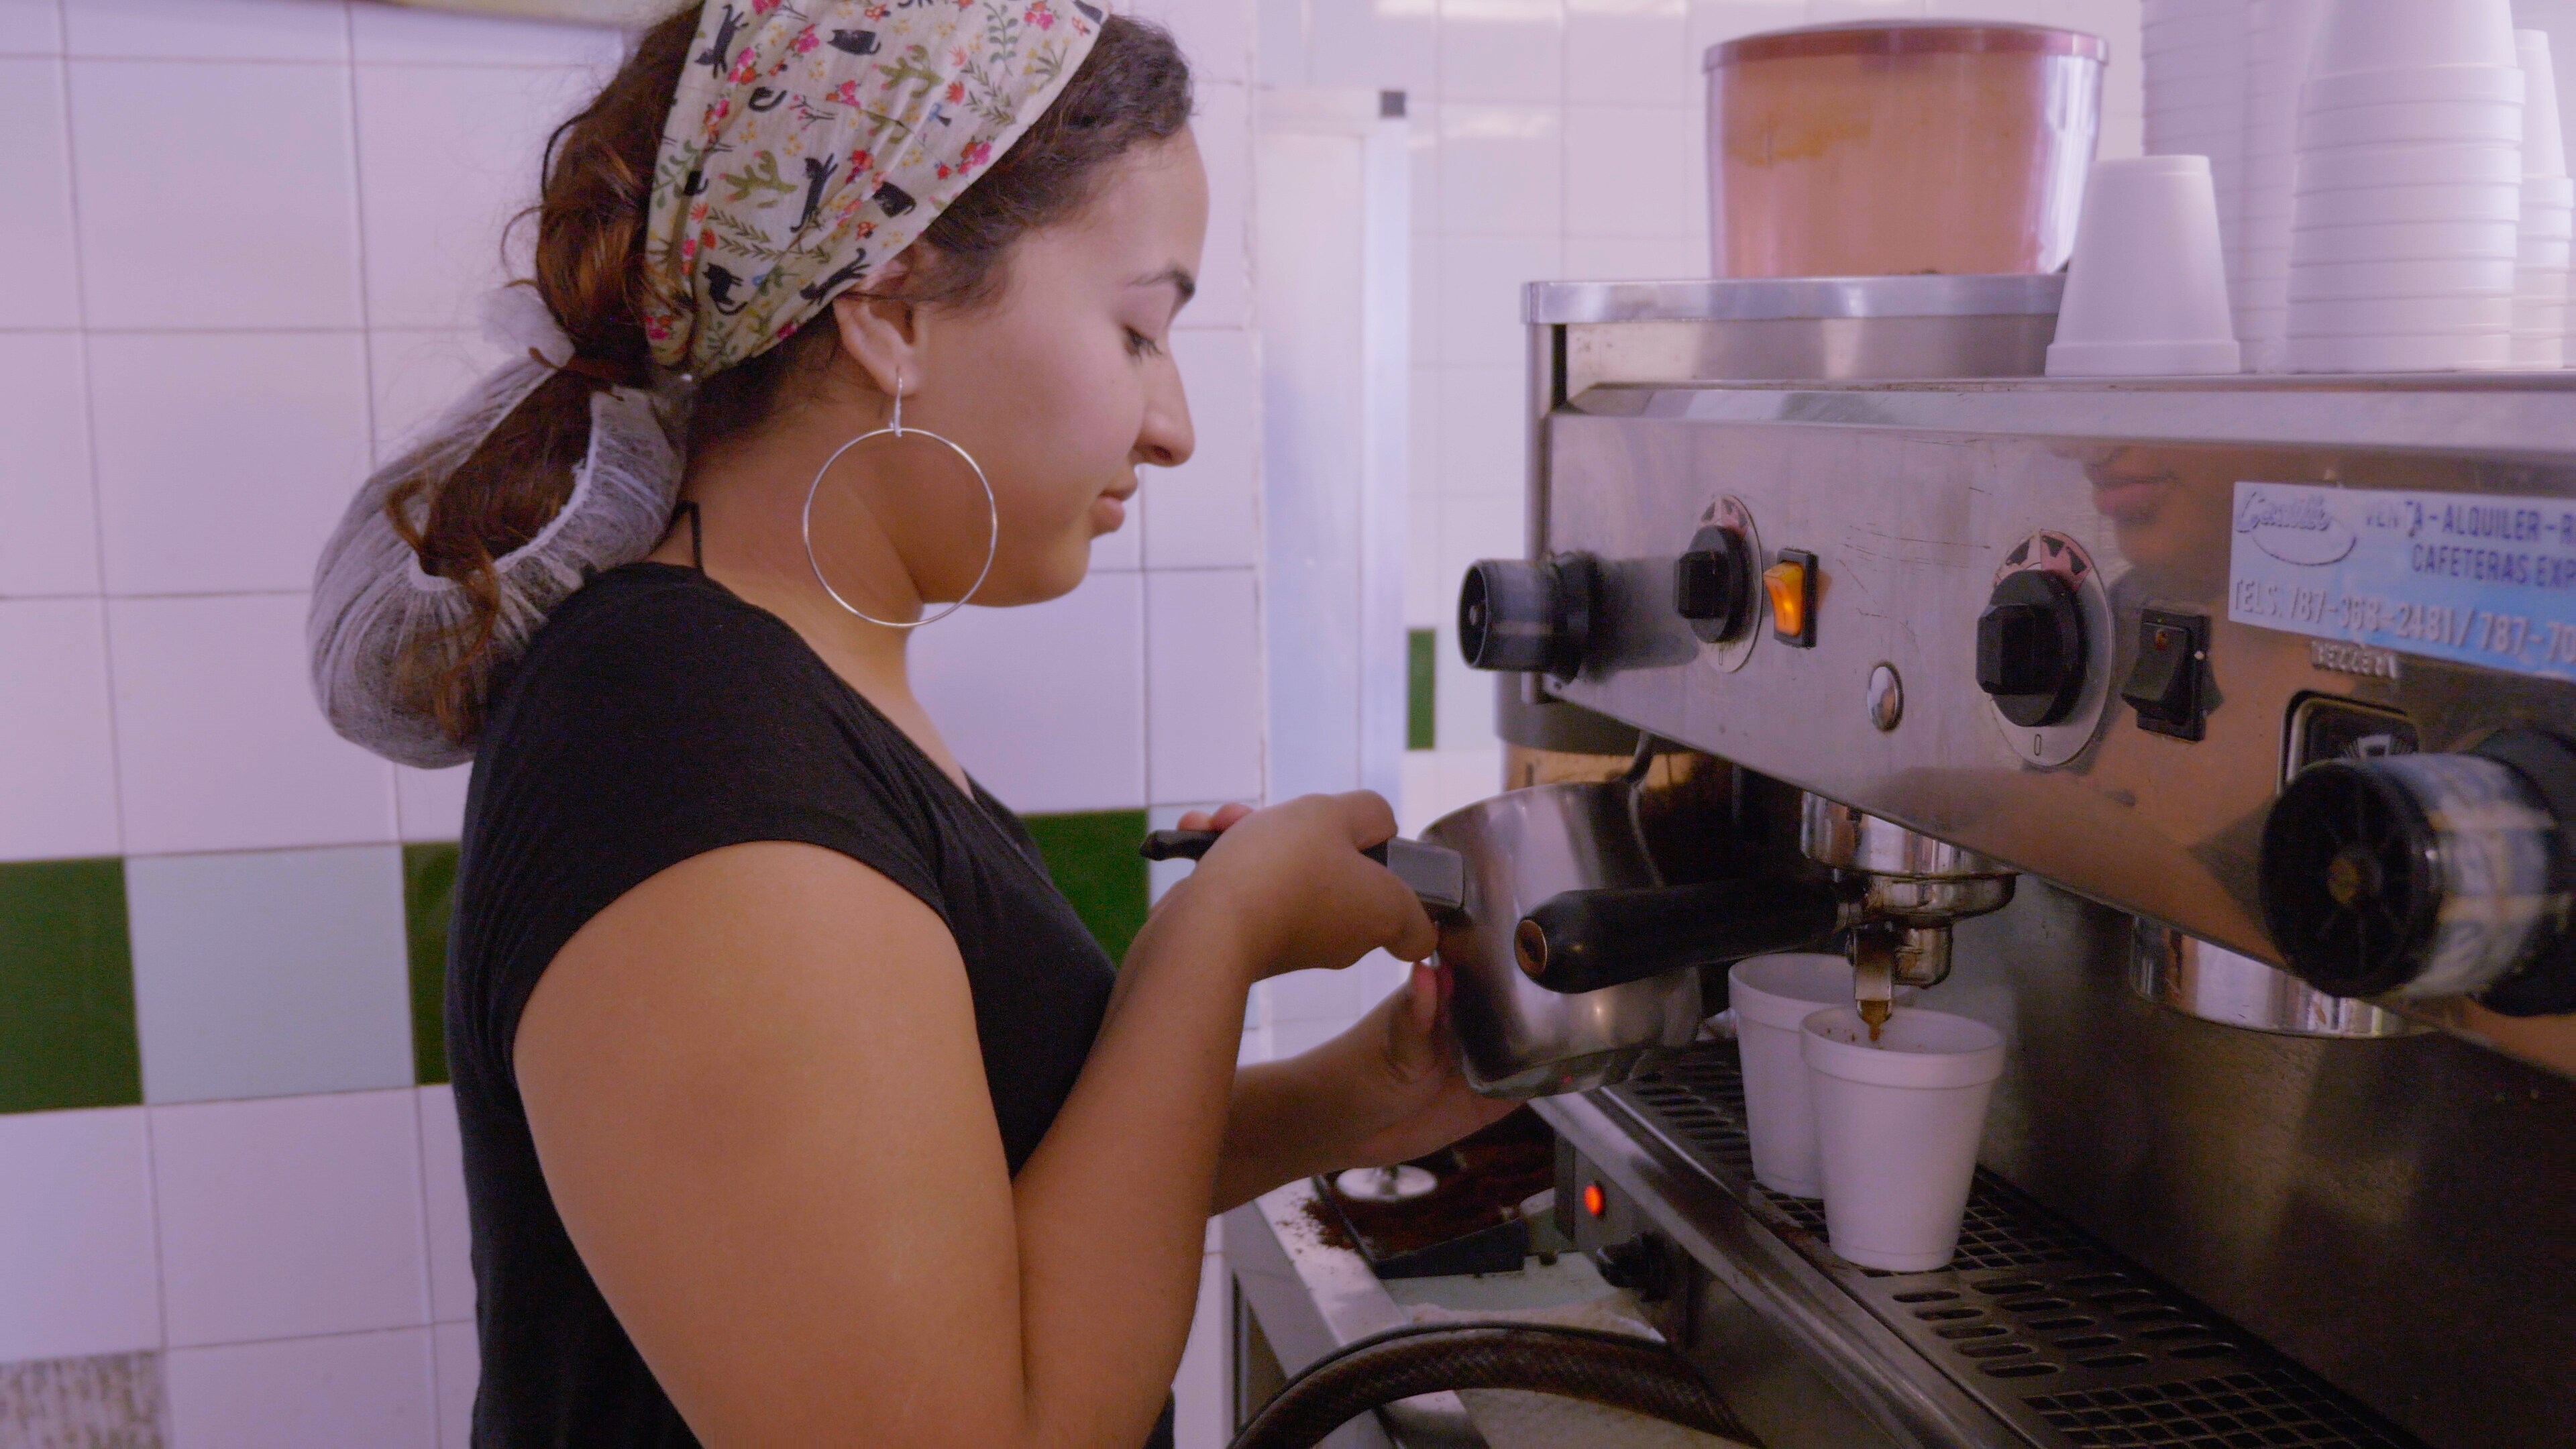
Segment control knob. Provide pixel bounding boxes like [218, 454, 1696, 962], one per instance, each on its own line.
[1458, 555, 1600, 682]
[1594, 1236, 1676, 1302]
[1674, 525, 1757, 644]
[1975, 570, 2088, 727]
[2259, 729, 2576, 1016]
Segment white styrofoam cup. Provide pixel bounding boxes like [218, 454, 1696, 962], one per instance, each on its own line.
[2297, 142, 2521, 191]
[2523, 31, 2569, 179]
[2512, 331, 2568, 366]
[1728, 955, 1909, 1199]
[2294, 182, 2522, 227]
[1801, 1007, 2007, 1275]
[2287, 330, 2515, 370]
[2304, 62, 2526, 111]
[2289, 294, 2516, 335]
[2289, 256, 2520, 301]
[2299, 99, 2525, 149]
[2309, 0, 2516, 78]
[2049, 156, 2243, 376]
[2292, 217, 2523, 261]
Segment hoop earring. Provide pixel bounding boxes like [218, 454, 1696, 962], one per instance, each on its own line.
[800, 372, 999, 629]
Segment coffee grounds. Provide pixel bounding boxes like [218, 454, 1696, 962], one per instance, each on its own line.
[1320, 1109, 1556, 1262]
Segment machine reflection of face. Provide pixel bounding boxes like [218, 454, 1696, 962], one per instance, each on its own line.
[817, 131, 1208, 614]
[2085, 445, 2255, 601]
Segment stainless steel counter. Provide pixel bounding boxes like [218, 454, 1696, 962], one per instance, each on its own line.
[1222, 1179, 1636, 1448]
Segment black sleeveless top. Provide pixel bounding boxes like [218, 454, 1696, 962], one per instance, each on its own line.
[447, 563, 1175, 1448]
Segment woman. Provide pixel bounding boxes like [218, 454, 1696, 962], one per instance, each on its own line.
[308, 3, 1510, 1445]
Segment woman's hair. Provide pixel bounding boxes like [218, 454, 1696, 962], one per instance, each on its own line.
[384, 5, 1193, 743]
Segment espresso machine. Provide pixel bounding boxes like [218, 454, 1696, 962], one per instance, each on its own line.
[1434, 276, 2576, 1449]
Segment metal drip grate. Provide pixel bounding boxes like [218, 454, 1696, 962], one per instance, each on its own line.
[2027, 1371, 2416, 1447]
[1605, 1044, 2421, 1449]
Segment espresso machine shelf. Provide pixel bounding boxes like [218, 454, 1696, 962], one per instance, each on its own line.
[1594, 1044, 2420, 1449]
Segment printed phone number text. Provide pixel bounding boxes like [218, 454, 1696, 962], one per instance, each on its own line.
[2233, 580, 2576, 667]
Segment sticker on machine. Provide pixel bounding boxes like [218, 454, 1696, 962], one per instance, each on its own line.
[2229, 481, 2576, 682]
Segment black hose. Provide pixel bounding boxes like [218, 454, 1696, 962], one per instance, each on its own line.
[1227, 1321, 1760, 1449]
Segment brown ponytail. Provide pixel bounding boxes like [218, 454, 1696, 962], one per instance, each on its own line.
[384, 5, 1191, 747]
[381, 6, 696, 743]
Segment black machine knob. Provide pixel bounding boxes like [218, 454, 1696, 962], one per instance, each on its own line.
[1675, 525, 1756, 644]
[1976, 570, 2088, 727]
[1595, 1236, 1676, 1302]
[2259, 729, 2576, 1016]
[1459, 555, 1599, 682]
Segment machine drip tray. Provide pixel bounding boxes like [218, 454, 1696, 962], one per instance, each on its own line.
[1603, 1045, 2422, 1449]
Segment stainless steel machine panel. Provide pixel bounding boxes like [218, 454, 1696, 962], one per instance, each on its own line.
[1491, 283, 2576, 1449]
[1533, 376, 2576, 1077]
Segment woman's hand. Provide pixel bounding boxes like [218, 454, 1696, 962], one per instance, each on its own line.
[1305, 961, 1520, 1172]
[1211, 959, 1521, 1208]
[1162, 793, 1435, 983]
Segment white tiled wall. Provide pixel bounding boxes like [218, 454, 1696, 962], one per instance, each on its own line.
[0, 599, 121, 861]
[165, 1329, 441, 1449]
[152, 1089, 429, 1348]
[2, 0, 1267, 1442]
[0, 1108, 160, 1364]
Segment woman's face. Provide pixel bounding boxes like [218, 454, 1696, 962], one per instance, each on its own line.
[831, 129, 1209, 612]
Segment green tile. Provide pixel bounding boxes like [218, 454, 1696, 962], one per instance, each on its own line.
[1407, 628, 1437, 751]
[0, 859, 141, 1115]
[1022, 809, 1150, 964]
[404, 843, 459, 1087]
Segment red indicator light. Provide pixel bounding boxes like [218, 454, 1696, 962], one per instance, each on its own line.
[1582, 1182, 1607, 1218]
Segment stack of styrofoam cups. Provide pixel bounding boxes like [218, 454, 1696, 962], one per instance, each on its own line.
[1727, 955, 1911, 1200]
[2287, 0, 2526, 372]
[2047, 156, 2245, 376]
[2516, 30, 2571, 368]
[2238, 0, 2328, 372]
[2143, 0, 2252, 294]
[1801, 1007, 2007, 1274]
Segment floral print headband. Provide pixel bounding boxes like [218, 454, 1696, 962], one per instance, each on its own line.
[641, 0, 1104, 378]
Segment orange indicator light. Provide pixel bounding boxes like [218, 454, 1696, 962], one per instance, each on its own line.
[1582, 1182, 1607, 1218]
[1765, 549, 1819, 648]
[1764, 561, 1805, 637]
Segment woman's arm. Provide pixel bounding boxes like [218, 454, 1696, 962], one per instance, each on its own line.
[515, 794, 1428, 1447]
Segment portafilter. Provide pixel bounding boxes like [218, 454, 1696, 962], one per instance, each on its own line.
[1146, 764, 1855, 1099]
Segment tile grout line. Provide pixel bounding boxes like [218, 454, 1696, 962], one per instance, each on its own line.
[52, 53, 588, 71]
[349, 2, 453, 1370]
[1235, 25, 1267, 812]
[339, 0, 409, 851]
[0, 323, 374, 335]
[411, 1087, 446, 1421]
[155, 1318, 464, 1360]
[142, 1108, 170, 1365]
[53, 27, 130, 869]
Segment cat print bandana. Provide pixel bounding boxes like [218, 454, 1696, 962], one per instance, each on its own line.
[641, 0, 1104, 377]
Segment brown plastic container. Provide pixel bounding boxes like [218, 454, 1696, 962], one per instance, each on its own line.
[1707, 22, 2106, 278]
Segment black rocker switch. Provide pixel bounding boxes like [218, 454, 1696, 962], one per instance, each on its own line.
[2121, 608, 2210, 741]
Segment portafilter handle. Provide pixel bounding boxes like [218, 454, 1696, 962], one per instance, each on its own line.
[1513, 878, 1847, 995]
[1140, 829, 1468, 917]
